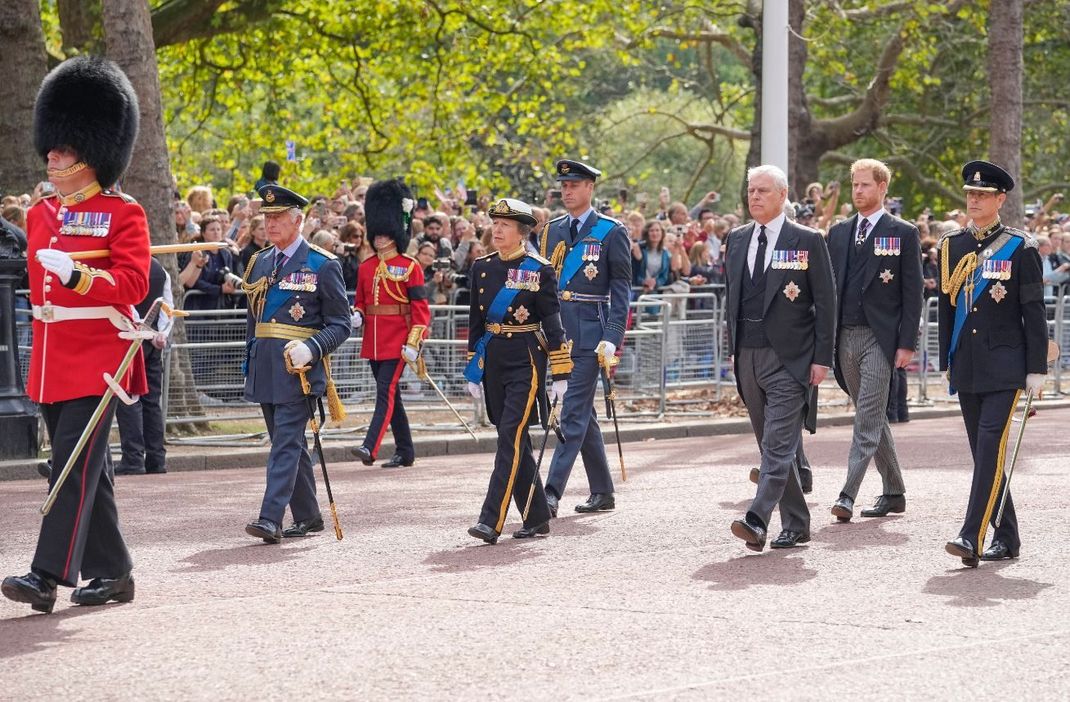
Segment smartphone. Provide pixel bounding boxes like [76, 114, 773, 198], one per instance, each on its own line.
[417, 197, 429, 210]
[465, 190, 478, 206]
[549, 189, 562, 200]
[39, 181, 55, 195]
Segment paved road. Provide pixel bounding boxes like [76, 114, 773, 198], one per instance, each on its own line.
[1, 408, 1067, 699]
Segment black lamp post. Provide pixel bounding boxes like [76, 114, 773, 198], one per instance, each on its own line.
[0, 219, 39, 459]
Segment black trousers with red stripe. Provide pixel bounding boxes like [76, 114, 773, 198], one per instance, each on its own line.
[957, 389, 1020, 555]
[361, 358, 414, 461]
[32, 396, 132, 587]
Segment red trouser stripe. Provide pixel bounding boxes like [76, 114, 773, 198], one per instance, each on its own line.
[370, 360, 407, 457]
[62, 416, 107, 580]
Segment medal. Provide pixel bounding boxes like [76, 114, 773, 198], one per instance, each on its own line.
[783, 280, 801, 302]
[880, 269, 894, 284]
[513, 305, 531, 323]
[289, 302, 306, 321]
[989, 281, 1007, 303]
[584, 262, 599, 281]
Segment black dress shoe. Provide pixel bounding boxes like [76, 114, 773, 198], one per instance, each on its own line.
[945, 537, 979, 567]
[981, 541, 1019, 561]
[800, 471, 813, 495]
[749, 467, 759, 484]
[283, 516, 325, 538]
[114, 464, 146, 476]
[71, 573, 135, 606]
[512, 521, 550, 539]
[467, 523, 498, 544]
[1, 572, 58, 614]
[546, 493, 559, 518]
[731, 518, 767, 552]
[145, 465, 167, 475]
[37, 461, 51, 479]
[350, 445, 375, 466]
[831, 495, 854, 522]
[245, 518, 282, 544]
[861, 494, 906, 518]
[575, 493, 615, 513]
[770, 530, 811, 549]
[381, 454, 415, 468]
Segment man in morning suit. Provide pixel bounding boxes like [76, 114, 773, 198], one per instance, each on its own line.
[726, 165, 836, 551]
[826, 159, 922, 522]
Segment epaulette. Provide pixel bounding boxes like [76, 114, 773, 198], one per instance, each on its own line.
[476, 250, 499, 261]
[597, 213, 624, 227]
[243, 248, 264, 283]
[308, 242, 338, 260]
[935, 227, 966, 251]
[1003, 226, 1038, 248]
[526, 251, 551, 265]
[548, 214, 568, 224]
[101, 189, 137, 203]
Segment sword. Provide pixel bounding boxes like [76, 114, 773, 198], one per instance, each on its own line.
[42, 299, 187, 515]
[995, 340, 1060, 527]
[406, 356, 478, 442]
[70, 241, 228, 261]
[296, 367, 344, 541]
[522, 396, 560, 521]
[598, 353, 627, 482]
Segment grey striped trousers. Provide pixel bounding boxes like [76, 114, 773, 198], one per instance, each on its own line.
[837, 326, 906, 499]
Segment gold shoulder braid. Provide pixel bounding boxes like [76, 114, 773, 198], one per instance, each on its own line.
[241, 249, 269, 319]
[940, 243, 977, 309]
[550, 241, 567, 277]
[539, 221, 550, 258]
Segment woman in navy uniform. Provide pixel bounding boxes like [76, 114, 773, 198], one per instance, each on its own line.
[464, 199, 573, 543]
[938, 161, 1048, 567]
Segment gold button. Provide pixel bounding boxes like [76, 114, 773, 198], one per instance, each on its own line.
[972, 307, 977, 312]
[972, 329, 977, 334]
[44, 275, 53, 283]
[50, 236, 58, 243]
[45, 285, 52, 292]
[508, 306, 513, 312]
[271, 318, 277, 323]
[506, 332, 513, 338]
[481, 272, 486, 278]
[562, 290, 572, 301]
[479, 305, 484, 311]
[479, 288, 484, 294]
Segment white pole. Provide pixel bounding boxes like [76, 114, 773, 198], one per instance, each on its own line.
[761, 0, 790, 174]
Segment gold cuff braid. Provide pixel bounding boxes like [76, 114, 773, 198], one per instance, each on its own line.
[406, 325, 427, 349]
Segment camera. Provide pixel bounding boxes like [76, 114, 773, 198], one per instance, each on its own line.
[221, 266, 243, 288]
[465, 190, 478, 206]
[432, 257, 452, 272]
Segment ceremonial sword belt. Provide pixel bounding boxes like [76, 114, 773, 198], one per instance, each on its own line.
[254, 321, 317, 340]
[559, 291, 609, 303]
[365, 304, 410, 315]
[32, 303, 132, 330]
[485, 322, 540, 335]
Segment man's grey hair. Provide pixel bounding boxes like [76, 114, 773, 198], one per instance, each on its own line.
[289, 208, 303, 223]
[783, 201, 797, 221]
[747, 164, 789, 192]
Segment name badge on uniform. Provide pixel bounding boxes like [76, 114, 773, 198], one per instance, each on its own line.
[506, 267, 540, 291]
[279, 271, 318, 292]
[874, 237, 901, 256]
[59, 211, 111, 237]
[981, 259, 1011, 280]
[770, 250, 808, 270]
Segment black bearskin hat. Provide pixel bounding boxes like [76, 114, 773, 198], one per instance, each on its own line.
[364, 178, 414, 252]
[34, 55, 140, 188]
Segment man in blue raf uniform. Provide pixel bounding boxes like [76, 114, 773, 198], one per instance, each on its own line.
[241, 184, 351, 543]
[541, 159, 632, 515]
[939, 161, 1048, 567]
[464, 198, 573, 544]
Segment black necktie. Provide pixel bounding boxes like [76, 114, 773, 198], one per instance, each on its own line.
[752, 225, 767, 283]
[569, 217, 579, 241]
[855, 217, 870, 248]
[272, 250, 287, 281]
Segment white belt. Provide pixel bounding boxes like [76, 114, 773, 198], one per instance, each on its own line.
[32, 303, 131, 330]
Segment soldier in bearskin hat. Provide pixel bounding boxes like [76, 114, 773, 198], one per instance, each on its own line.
[2, 56, 148, 613]
[349, 178, 431, 468]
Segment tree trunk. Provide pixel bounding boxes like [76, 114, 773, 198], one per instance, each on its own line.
[102, 0, 203, 424]
[786, 0, 808, 199]
[57, 0, 104, 55]
[987, 0, 1024, 227]
[0, 0, 49, 197]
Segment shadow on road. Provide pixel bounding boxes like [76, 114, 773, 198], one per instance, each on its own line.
[0, 602, 123, 659]
[173, 543, 318, 573]
[809, 517, 910, 551]
[423, 539, 544, 574]
[692, 551, 818, 590]
[923, 562, 1053, 607]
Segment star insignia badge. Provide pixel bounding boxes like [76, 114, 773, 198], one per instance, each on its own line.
[289, 302, 306, 321]
[783, 280, 801, 302]
[990, 281, 1007, 303]
[513, 305, 531, 323]
[584, 262, 599, 281]
[880, 268, 894, 284]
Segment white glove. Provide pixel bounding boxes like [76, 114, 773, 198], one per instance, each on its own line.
[1026, 373, 1046, 394]
[467, 381, 482, 399]
[350, 309, 363, 329]
[402, 345, 419, 363]
[285, 340, 313, 369]
[596, 340, 616, 364]
[37, 249, 74, 284]
[550, 379, 568, 403]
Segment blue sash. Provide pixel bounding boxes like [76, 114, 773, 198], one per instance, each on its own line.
[463, 257, 542, 383]
[558, 218, 615, 291]
[947, 235, 1021, 394]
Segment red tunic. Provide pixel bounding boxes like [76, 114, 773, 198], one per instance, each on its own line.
[26, 188, 150, 403]
[353, 249, 430, 360]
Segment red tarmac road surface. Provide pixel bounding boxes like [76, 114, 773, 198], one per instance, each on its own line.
[1, 409, 1068, 699]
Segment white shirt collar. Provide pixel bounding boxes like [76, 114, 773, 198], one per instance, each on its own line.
[858, 208, 886, 231]
[571, 207, 595, 229]
[275, 235, 304, 260]
[755, 212, 786, 238]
